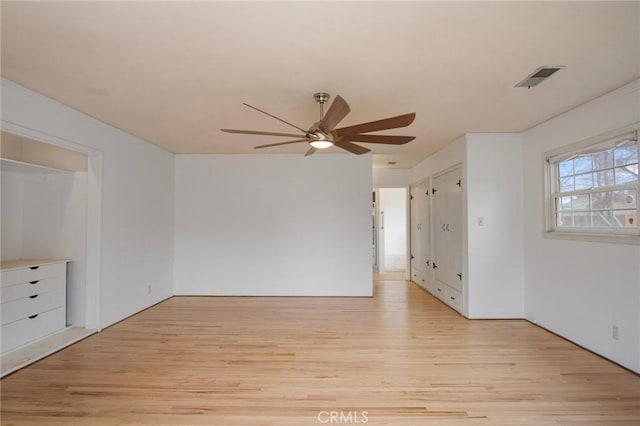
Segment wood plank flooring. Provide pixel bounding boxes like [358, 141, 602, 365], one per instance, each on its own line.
[1, 278, 638, 425]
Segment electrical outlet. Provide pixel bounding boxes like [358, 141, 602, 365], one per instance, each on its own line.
[477, 216, 485, 226]
[147, 284, 152, 295]
[612, 325, 619, 340]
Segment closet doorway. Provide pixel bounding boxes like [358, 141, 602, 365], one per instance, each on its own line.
[0, 129, 102, 375]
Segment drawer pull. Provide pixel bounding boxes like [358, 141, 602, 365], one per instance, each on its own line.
[29, 294, 39, 299]
[437, 288, 442, 292]
[29, 280, 39, 285]
[29, 266, 40, 270]
[28, 314, 38, 319]
[450, 296, 456, 300]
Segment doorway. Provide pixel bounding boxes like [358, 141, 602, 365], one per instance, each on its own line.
[0, 126, 103, 375]
[373, 187, 409, 279]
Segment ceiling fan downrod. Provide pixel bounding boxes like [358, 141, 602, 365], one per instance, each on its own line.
[313, 92, 330, 120]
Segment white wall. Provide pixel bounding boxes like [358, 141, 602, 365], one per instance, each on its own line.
[174, 154, 373, 296]
[466, 133, 524, 318]
[1, 78, 175, 328]
[1, 170, 24, 261]
[373, 168, 410, 187]
[411, 136, 467, 183]
[523, 80, 640, 372]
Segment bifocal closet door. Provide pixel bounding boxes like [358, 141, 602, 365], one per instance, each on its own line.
[433, 173, 449, 285]
[418, 180, 430, 272]
[410, 184, 419, 274]
[433, 167, 463, 289]
[446, 168, 463, 291]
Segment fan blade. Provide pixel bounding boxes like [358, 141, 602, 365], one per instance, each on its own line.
[243, 103, 308, 133]
[334, 140, 371, 155]
[254, 139, 308, 149]
[339, 134, 415, 145]
[221, 129, 305, 138]
[304, 147, 317, 157]
[334, 113, 416, 137]
[318, 95, 350, 133]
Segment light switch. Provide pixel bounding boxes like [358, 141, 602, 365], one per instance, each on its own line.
[477, 216, 485, 226]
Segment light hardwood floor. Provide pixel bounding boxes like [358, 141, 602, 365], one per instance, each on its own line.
[1, 279, 638, 425]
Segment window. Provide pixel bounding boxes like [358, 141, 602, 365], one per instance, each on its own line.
[545, 126, 639, 241]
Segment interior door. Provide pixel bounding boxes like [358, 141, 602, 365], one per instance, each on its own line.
[447, 168, 463, 290]
[433, 173, 448, 285]
[410, 184, 419, 273]
[419, 180, 430, 272]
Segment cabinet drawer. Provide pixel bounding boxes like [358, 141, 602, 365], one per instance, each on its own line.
[426, 280, 436, 296]
[446, 287, 462, 313]
[1, 263, 66, 287]
[2, 290, 66, 325]
[449, 277, 463, 292]
[1, 307, 65, 353]
[1, 276, 65, 303]
[417, 271, 427, 289]
[434, 282, 446, 301]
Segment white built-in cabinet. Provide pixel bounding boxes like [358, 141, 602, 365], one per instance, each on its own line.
[433, 167, 463, 313]
[410, 180, 430, 291]
[1, 259, 69, 353]
[1, 136, 92, 375]
[410, 166, 464, 315]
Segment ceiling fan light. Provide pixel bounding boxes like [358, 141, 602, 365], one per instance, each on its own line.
[309, 140, 333, 149]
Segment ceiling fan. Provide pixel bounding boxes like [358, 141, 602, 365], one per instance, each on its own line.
[221, 93, 416, 156]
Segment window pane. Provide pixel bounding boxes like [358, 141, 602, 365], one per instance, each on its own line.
[592, 169, 614, 188]
[574, 156, 593, 174]
[573, 212, 590, 227]
[572, 194, 589, 210]
[591, 192, 612, 210]
[613, 210, 638, 228]
[558, 160, 574, 177]
[593, 149, 614, 171]
[556, 213, 573, 227]
[574, 172, 593, 190]
[612, 189, 637, 210]
[550, 137, 638, 233]
[614, 144, 638, 167]
[591, 211, 613, 227]
[557, 196, 572, 211]
[615, 165, 638, 184]
[559, 176, 574, 192]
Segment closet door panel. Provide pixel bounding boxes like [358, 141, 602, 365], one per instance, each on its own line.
[447, 168, 463, 290]
[419, 180, 430, 271]
[410, 185, 420, 274]
[433, 173, 448, 284]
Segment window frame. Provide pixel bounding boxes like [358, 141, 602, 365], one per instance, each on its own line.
[543, 123, 640, 245]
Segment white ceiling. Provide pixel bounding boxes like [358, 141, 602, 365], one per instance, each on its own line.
[2, 1, 638, 168]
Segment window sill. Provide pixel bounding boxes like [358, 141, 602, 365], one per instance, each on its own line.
[542, 231, 640, 245]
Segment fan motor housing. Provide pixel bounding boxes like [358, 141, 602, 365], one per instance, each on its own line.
[313, 92, 330, 104]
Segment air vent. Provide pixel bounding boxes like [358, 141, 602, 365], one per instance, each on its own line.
[515, 66, 564, 88]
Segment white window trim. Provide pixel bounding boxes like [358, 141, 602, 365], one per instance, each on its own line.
[542, 122, 640, 245]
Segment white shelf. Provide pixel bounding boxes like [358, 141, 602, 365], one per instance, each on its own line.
[1, 158, 73, 175]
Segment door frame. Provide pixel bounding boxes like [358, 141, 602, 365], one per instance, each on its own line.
[373, 185, 410, 281]
[432, 162, 467, 316]
[1, 120, 103, 331]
